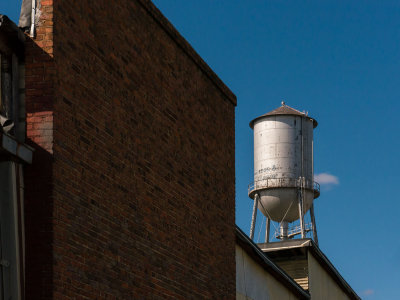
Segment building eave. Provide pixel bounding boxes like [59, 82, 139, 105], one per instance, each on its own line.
[236, 225, 310, 300]
[259, 239, 361, 300]
[0, 132, 34, 164]
[0, 15, 25, 59]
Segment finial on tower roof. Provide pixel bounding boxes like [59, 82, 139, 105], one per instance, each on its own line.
[281, 101, 286, 106]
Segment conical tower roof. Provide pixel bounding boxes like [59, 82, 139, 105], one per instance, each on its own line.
[249, 101, 318, 128]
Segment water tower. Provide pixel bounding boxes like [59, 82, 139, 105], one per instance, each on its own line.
[248, 102, 320, 244]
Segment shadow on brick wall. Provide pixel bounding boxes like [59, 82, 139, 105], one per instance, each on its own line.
[24, 36, 55, 299]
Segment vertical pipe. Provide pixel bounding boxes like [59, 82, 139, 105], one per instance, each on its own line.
[16, 164, 25, 299]
[310, 204, 319, 246]
[30, 0, 36, 37]
[17, 63, 26, 142]
[249, 194, 259, 240]
[299, 117, 306, 238]
[18, 164, 25, 296]
[298, 186, 305, 238]
[312, 138, 314, 187]
[0, 220, 3, 300]
[265, 218, 270, 243]
[301, 117, 304, 182]
[11, 162, 22, 299]
[0, 161, 23, 299]
[280, 221, 288, 240]
[11, 55, 19, 139]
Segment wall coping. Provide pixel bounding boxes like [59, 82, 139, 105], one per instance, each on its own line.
[137, 0, 237, 106]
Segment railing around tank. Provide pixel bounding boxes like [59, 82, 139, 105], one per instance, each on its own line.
[274, 223, 313, 239]
[248, 177, 320, 196]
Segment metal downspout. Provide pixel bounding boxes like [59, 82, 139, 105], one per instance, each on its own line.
[11, 162, 23, 300]
[299, 117, 305, 238]
[16, 164, 24, 299]
[30, 0, 36, 37]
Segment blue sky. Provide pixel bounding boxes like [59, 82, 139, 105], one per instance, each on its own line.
[2, 1, 400, 298]
[149, 1, 400, 298]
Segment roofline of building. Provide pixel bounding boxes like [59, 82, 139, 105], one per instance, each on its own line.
[308, 240, 361, 300]
[136, 0, 237, 106]
[2, 3, 237, 106]
[0, 15, 25, 59]
[260, 239, 361, 300]
[0, 132, 34, 164]
[235, 226, 310, 300]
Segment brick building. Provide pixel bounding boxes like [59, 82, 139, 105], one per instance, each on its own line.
[1, 0, 360, 299]
[2, 0, 236, 298]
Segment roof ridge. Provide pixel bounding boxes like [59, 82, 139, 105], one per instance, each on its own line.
[281, 103, 306, 115]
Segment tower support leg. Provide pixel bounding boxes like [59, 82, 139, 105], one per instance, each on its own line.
[310, 204, 319, 246]
[265, 218, 270, 243]
[249, 193, 259, 240]
[298, 188, 305, 238]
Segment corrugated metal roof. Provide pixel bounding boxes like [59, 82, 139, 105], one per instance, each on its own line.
[249, 102, 318, 128]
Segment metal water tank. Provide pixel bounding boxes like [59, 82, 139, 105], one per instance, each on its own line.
[248, 102, 319, 222]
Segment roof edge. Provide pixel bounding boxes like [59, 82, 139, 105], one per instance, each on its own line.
[259, 239, 360, 300]
[308, 240, 361, 300]
[235, 226, 310, 299]
[0, 15, 26, 59]
[249, 103, 318, 129]
[0, 132, 34, 164]
[136, 0, 237, 106]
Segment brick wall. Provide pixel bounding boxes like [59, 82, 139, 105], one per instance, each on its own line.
[25, 0, 236, 298]
[24, 0, 55, 297]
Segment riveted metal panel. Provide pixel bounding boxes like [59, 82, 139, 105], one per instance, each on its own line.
[252, 114, 315, 222]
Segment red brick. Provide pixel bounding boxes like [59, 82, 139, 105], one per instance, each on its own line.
[24, 0, 236, 299]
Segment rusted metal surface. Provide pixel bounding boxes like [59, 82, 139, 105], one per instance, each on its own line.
[249, 178, 320, 197]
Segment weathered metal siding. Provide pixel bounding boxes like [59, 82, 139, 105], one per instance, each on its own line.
[308, 252, 351, 300]
[253, 115, 313, 181]
[236, 245, 301, 300]
[274, 259, 309, 290]
[253, 115, 314, 221]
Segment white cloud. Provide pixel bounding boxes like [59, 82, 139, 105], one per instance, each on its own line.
[314, 173, 339, 185]
[362, 289, 374, 296]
